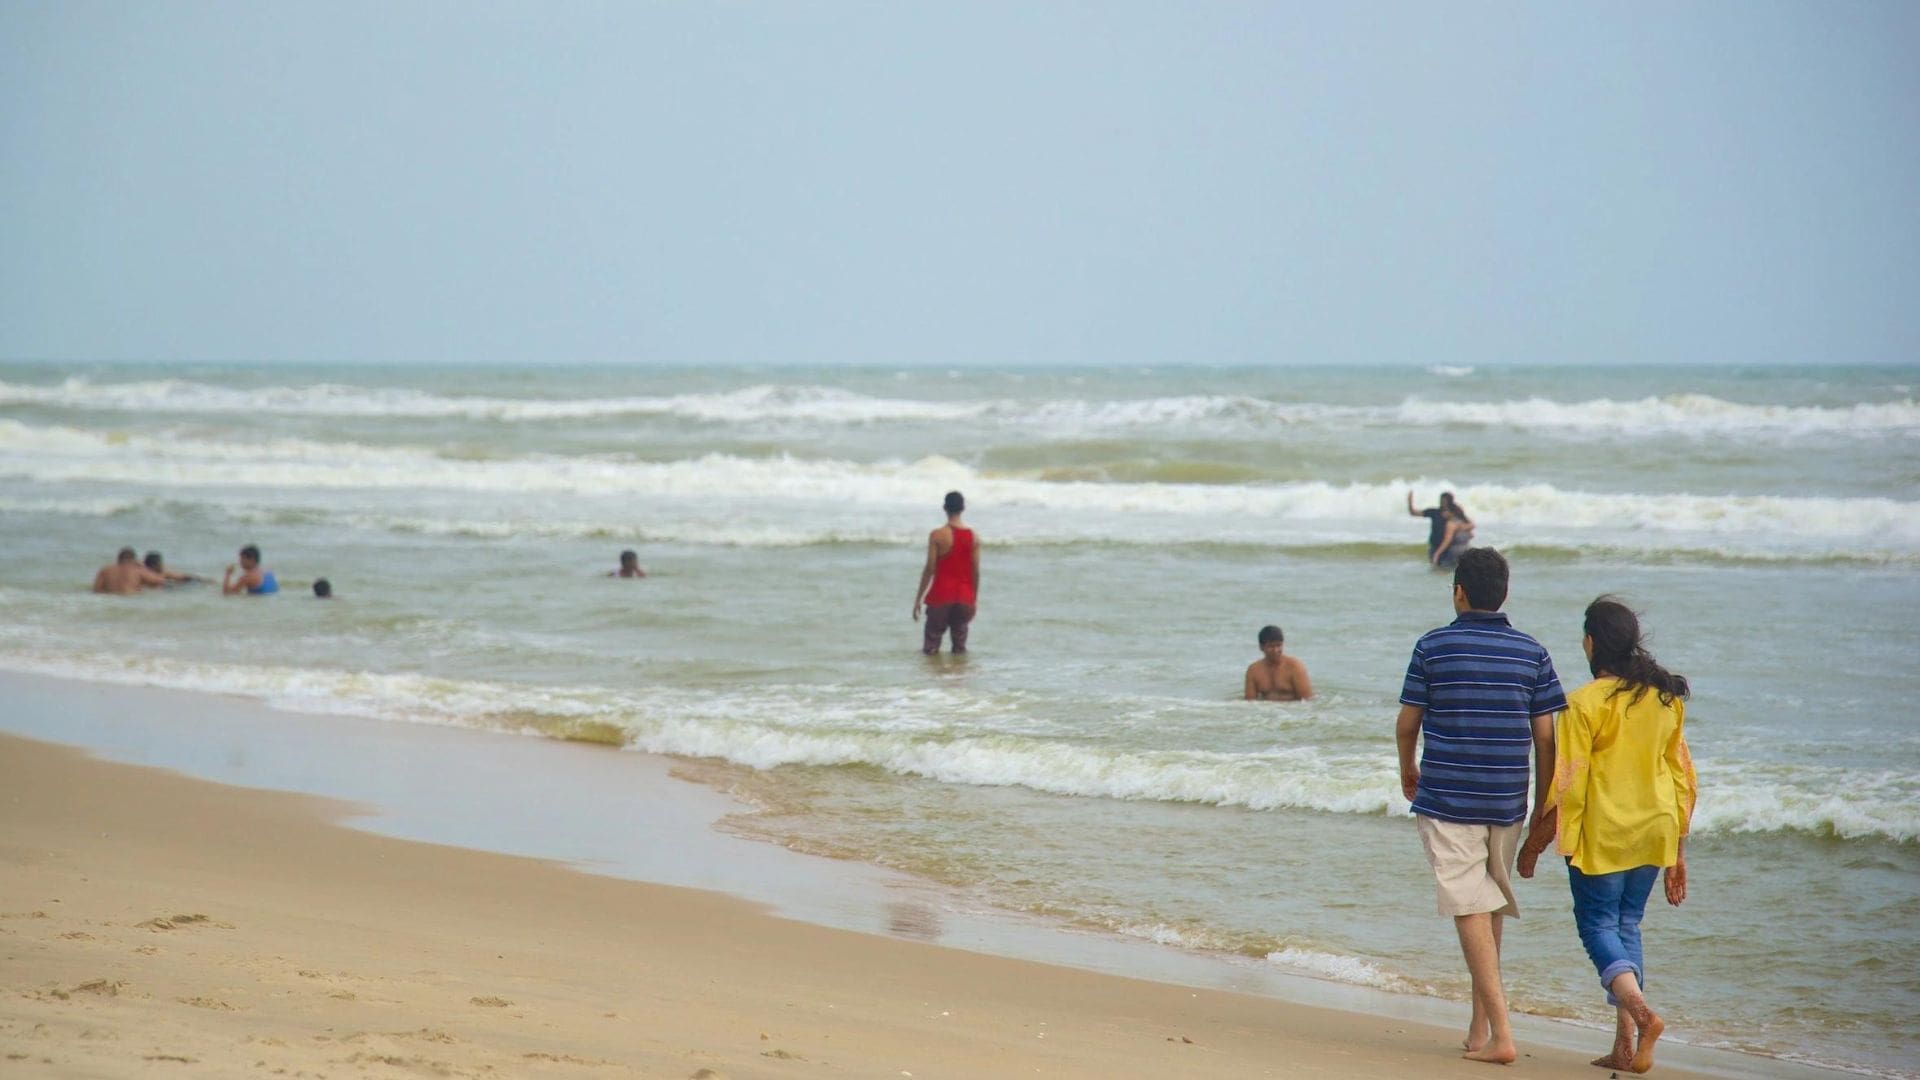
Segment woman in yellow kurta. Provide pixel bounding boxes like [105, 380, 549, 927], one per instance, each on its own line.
[1519, 596, 1696, 1074]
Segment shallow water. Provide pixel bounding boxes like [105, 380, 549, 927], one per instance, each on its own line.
[2, 360, 1916, 1076]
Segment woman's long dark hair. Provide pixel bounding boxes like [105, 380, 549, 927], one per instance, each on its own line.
[1585, 596, 1689, 706]
[1439, 491, 1471, 524]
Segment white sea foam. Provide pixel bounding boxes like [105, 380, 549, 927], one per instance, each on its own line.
[5, 376, 1917, 438]
[1425, 365, 1475, 378]
[3, 420, 1917, 557]
[1263, 947, 1405, 990]
[1, 649, 1913, 844]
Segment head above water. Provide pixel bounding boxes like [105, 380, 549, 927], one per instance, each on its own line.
[943, 491, 965, 516]
[1451, 547, 1508, 612]
[312, 578, 332, 598]
[239, 544, 261, 568]
[116, 547, 138, 564]
[144, 551, 163, 571]
[1258, 625, 1284, 647]
[1584, 595, 1689, 706]
[619, 550, 638, 569]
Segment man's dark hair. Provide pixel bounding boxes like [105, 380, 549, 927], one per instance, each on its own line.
[943, 491, 965, 515]
[312, 578, 332, 598]
[1452, 547, 1508, 611]
[117, 547, 138, 563]
[144, 551, 163, 571]
[1258, 625, 1284, 646]
[240, 544, 262, 563]
[619, 549, 638, 565]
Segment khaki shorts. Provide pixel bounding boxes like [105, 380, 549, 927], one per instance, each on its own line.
[1417, 815, 1522, 918]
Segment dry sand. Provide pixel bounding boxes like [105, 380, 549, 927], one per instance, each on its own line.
[0, 733, 1718, 1079]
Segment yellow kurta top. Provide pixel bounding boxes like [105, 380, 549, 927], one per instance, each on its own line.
[1547, 677, 1697, 876]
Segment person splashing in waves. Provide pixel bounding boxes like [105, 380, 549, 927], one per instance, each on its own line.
[222, 544, 279, 596]
[609, 549, 647, 578]
[93, 547, 168, 594]
[144, 550, 204, 585]
[1518, 596, 1695, 1075]
[1244, 624, 1313, 701]
[913, 490, 979, 655]
[1409, 490, 1474, 569]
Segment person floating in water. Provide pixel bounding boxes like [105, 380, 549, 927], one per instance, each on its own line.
[1244, 624, 1313, 701]
[144, 550, 204, 585]
[913, 490, 979, 655]
[312, 578, 333, 599]
[609, 549, 647, 578]
[93, 547, 168, 594]
[1409, 490, 1474, 569]
[222, 544, 279, 596]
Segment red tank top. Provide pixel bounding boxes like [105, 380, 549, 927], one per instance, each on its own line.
[925, 527, 976, 606]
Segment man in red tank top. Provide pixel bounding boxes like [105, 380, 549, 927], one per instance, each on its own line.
[913, 491, 980, 654]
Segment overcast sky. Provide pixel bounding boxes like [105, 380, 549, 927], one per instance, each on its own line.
[2, 2, 1915, 367]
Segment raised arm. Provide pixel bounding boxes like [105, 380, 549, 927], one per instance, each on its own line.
[1406, 491, 1422, 517]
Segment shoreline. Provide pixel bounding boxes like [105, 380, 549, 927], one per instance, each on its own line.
[0, 670, 1846, 1078]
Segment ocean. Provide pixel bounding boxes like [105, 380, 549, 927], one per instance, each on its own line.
[1, 361, 1915, 1077]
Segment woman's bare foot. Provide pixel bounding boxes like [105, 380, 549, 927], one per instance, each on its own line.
[1629, 1014, 1665, 1073]
[1463, 1040, 1518, 1065]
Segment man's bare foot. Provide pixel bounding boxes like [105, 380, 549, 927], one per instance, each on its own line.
[1630, 1014, 1665, 1073]
[1592, 1052, 1632, 1069]
[1463, 1022, 1490, 1052]
[1464, 1041, 1517, 1065]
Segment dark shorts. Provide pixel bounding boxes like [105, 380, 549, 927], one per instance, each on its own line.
[922, 603, 974, 654]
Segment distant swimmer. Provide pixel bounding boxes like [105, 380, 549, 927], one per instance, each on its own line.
[913, 491, 979, 655]
[222, 544, 279, 596]
[1244, 625, 1313, 701]
[312, 578, 333, 599]
[93, 547, 168, 595]
[1409, 490, 1474, 570]
[144, 550, 204, 585]
[609, 549, 648, 578]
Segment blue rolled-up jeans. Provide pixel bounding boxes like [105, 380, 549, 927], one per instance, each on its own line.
[1566, 861, 1660, 1006]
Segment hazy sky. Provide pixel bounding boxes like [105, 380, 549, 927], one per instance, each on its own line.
[3, 2, 1916, 367]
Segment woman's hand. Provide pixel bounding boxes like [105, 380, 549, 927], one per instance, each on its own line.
[1663, 856, 1687, 906]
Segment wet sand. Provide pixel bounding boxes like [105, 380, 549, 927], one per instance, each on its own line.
[2, 665, 1838, 1079]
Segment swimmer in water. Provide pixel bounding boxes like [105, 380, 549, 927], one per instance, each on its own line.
[609, 550, 647, 578]
[1244, 624, 1313, 701]
[222, 544, 279, 596]
[93, 547, 168, 595]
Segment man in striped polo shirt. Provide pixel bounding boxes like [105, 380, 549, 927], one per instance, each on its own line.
[1395, 547, 1565, 1065]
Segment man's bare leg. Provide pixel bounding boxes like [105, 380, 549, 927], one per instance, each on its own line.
[1591, 1006, 1633, 1068]
[1455, 912, 1516, 1064]
[1607, 970, 1663, 1073]
[1464, 914, 1504, 1052]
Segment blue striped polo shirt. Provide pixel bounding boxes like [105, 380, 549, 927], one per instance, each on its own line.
[1400, 611, 1567, 826]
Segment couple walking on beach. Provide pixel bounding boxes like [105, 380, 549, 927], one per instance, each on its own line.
[1396, 548, 1696, 1071]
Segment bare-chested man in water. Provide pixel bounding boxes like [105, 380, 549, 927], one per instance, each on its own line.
[93, 547, 168, 595]
[1244, 624, 1313, 701]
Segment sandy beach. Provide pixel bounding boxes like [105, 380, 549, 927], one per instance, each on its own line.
[0, 721, 1744, 1080]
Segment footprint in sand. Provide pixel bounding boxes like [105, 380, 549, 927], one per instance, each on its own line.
[136, 913, 216, 932]
[469, 995, 512, 1008]
[178, 996, 239, 1011]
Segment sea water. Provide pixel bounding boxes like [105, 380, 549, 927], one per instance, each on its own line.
[1, 361, 1915, 1076]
